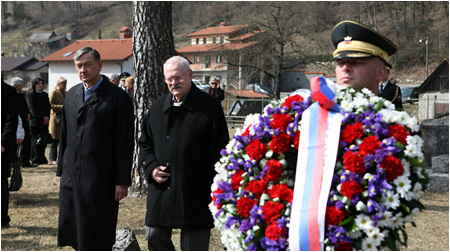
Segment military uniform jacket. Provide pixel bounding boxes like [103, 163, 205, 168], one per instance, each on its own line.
[138, 83, 229, 229]
[56, 76, 134, 250]
[379, 81, 403, 109]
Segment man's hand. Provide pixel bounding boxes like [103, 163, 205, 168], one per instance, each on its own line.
[152, 165, 171, 184]
[43, 116, 49, 125]
[115, 185, 128, 201]
[17, 138, 23, 145]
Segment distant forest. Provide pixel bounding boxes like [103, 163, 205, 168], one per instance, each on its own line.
[1, 1, 448, 79]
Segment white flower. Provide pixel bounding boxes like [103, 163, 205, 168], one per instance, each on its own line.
[406, 116, 420, 132]
[391, 212, 404, 228]
[366, 227, 384, 246]
[383, 100, 396, 111]
[339, 99, 354, 112]
[355, 214, 373, 232]
[405, 135, 424, 159]
[348, 229, 362, 239]
[382, 190, 400, 210]
[401, 158, 411, 177]
[221, 227, 245, 251]
[362, 237, 378, 251]
[394, 175, 412, 196]
[377, 211, 394, 227]
[411, 182, 424, 200]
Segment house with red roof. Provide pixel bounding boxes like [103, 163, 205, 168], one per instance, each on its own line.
[41, 27, 133, 91]
[177, 22, 263, 88]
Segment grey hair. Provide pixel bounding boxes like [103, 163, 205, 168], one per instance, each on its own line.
[11, 77, 24, 87]
[164, 56, 190, 72]
[73, 47, 101, 63]
[110, 73, 120, 81]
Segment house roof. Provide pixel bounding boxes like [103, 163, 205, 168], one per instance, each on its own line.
[177, 41, 257, 53]
[1, 57, 48, 72]
[41, 39, 133, 62]
[416, 59, 449, 93]
[187, 24, 248, 37]
[226, 89, 270, 98]
[30, 31, 56, 43]
[228, 30, 263, 41]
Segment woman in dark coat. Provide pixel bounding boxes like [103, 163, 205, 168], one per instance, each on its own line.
[27, 77, 50, 165]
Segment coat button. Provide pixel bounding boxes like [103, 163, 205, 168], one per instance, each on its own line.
[143, 161, 146, 165]
[167, 186, 171, 190]
[166, 136, 170, 139]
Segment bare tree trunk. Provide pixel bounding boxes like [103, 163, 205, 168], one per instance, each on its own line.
[130, 1, 175, 197]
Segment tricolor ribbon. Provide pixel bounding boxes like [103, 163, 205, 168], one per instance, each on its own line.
[289, 77, 343, 251]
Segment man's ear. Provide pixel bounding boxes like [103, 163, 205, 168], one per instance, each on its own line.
[375, 63, 387, 83]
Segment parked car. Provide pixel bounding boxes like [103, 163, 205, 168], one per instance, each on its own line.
[192, 79, 209, 91]
[401, 87, 419, 104]
[245, 83, 271, 95]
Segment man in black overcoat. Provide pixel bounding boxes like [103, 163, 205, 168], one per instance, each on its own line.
[138, 56, 229, 250]
[1, 79, 18, 228]
[57, 47, 134, 250]
[378, 65, 403, 109]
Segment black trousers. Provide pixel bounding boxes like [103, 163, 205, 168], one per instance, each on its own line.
[145, 226, 210, 251]
[1, 176, 10, 226]
[49, 139, 59, 162]
[30, 126, 48, 164]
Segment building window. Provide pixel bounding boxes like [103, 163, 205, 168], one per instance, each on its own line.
[203, 38, 207, 44]
[216, 55, 223, 63]
[213, 37, 217, 44]
[205, 55, 211, 68]
[194, 55, 200, 63]
[205, 76, 210, 84]
[196, 38, 199, 44]
[221, 37, 225, 43]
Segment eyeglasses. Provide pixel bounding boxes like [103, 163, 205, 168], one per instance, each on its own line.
[211, 82, 219, 85]
[165, 72, 189, 83]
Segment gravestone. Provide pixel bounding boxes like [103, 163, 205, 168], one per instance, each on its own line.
[420, 119, 449, 167]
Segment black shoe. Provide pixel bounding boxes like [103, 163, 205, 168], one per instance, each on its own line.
[30, 163, 39, 167]
[23, 162, 37, 167]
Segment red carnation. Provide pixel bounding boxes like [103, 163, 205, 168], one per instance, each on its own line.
[340, 180, 363, 199]
[231, 170, 245, 190]
[359, 135, 381, 155]
[282, 94, 304, 109]
[264, 159, 283, 182]
[336, 242, 354, 251]
[265, 222, 286, 241]
[342, 151, 366, 174]
[325, 206, 345, 226]
[269, 132, 291, 154]
[292, 131, 300, 150]
[388, 124, 410, 145]
[212, 187, 225, 208]
[237, 197, 257, 218]
[245, 180, 267, 199]
[268, 183, 293, 203]
[381, 155, 404, 181]
[270, 113, 293, 131]
[262, 201, 284, 224]
[340, 121, 364, 143]
[245, 139, 268, 161]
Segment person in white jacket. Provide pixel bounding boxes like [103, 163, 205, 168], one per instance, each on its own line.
[16, 116, 24, 145]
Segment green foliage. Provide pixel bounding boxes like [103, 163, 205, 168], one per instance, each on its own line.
[12, 3, 27, 23]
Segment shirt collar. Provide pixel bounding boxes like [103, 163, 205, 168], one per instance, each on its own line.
[83, 76, 103, 92]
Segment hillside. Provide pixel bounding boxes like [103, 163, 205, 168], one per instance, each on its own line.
[1, 1, 448, 83]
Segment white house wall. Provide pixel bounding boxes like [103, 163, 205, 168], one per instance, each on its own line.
[47, 57, 134, 92]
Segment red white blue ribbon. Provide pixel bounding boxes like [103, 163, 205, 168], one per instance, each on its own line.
[289, 77, 343, 251]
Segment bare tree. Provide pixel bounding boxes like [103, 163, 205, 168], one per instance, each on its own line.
[130, 1, 175, 197]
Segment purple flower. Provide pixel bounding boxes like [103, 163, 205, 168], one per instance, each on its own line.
[225, 216, 240, 229]
[240, 219, 253, 233]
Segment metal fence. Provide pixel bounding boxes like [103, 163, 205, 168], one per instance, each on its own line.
[223, 97, 449, 129]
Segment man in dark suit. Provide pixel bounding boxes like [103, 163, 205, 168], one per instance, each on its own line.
[378, 64, 403, 109]
[1, 79, 18, 228]
[139, 56, 229, 250]
[57, 47, 134, 250]
[331, 20, 398, 95]
[206, 76, 225, 103]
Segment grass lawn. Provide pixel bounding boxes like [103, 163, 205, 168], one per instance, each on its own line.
[1, 162, 448, 251]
